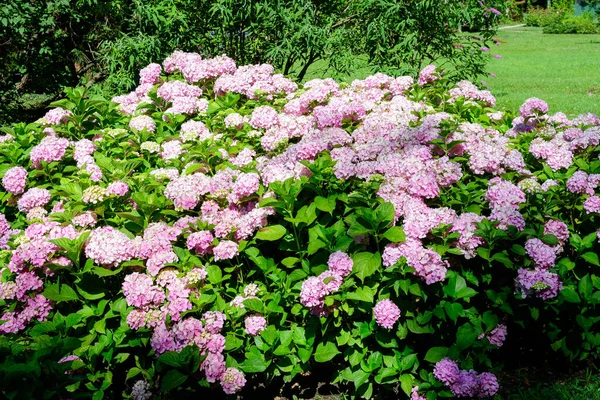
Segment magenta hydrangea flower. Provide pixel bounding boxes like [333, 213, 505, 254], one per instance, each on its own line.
[244, 315, 267, 336]
[17, 188, 51, 212]
[220, 368, 246, 394]
[520, 97, 549, 118]
[487, 324, 507, 347]
[516, 268, 562, 300]
[327, 251, 353, 277]
[2, 166, 27, 195]
[434, 358, 460, 385]
[213, 240, 239, 261]
[300, 276, 328, 308]
[201, 352, 226, 383]
[544, 220, 569, 244]
[129, 115, 156, 132]
[584, 196, 600, 214]
[477, 372, 499, 397]
[418, 64, 439, 86]
[373, 299, 401, 329]
[106, 181, 129, 196]
[524, 238, 556, 269]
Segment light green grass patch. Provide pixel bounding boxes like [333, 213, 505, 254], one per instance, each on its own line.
[488, 27, 600, 116]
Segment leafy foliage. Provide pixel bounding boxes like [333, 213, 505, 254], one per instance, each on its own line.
[1, 52, 599, 399]
[0, 0, 507, 124]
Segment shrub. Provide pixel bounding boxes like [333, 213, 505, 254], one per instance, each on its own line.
[0, 0, 508, 125]
[543, 12, 600, 33]
[1, 53, 600, 399]
[523, 7, 565, 26]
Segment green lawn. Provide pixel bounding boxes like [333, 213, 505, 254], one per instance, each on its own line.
[303, 27, 600, 117]
[488, 26, 600, 116]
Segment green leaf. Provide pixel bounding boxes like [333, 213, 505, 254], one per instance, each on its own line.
[375, 202, 395, 228]
[314, 342, 340, 362]
[399, 374, 413, 396]
[561, 286, 581, 303]
[579, 274, 593, 300]
[42, 283, 79, 303]
[160, 370, 187, 392]
[239, 353, 270, 373]
[581, 252, 600, 266]
[346, 286, 375, 303]
[424, 347, 448, 363]
[92, 266, 123, 277]
[158, 351, 182, 368]
[456, 323, 479, 350]
[243, 298, 265, 313]
[540, 234, 559, 245]
[399, 353, 418, 371]
[382, 226, 406, 243]
[444, 302, 464, 323]
[407, 319, 434, 334]
[314, 196, 336, 214]
[255, 225, 286, 241]
[352, 252, 382, 282]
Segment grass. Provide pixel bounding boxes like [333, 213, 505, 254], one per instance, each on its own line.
[488, 26, 600, 116]
[303, 27, 600, 117]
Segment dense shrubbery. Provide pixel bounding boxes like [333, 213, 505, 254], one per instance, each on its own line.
[524, 5, 599, 33]
[0, 0, 507, 125]
[1, 52, 600, 400]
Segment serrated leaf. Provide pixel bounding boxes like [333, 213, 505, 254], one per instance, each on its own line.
[42, 283, 79, 303]
[581, 252, 600, 266]
[314, 342, 340, 362]
[561, 286, 581, 303]
[424, 347, 448, 363]
[382, 226, 406, 243]
[160, 370, 187, 392]
[158, 351, 182, 368]
[352, 252, 381, 282]
[400, 374, 413, 396]
[255, 225, 286, 241]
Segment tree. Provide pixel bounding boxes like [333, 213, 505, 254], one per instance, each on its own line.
[0, 0, 508, 124]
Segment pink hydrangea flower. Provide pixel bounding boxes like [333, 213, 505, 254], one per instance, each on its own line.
[85, 226, 133, 267]
[244, 315, 267, 336]
[139, 63, 162, 85]
[220, 368, 246, 394]
[524, 238, 556, 269]
[327, 251, 353, 277]
[2, 166, 27, 195]
[106, 181, 129, 196]
[43, 108, 72, 125]
[129, 115, 156, 132]
[213, 240, 239, 261]
[418, 64, 439, 86]
[373, 299, 401, 329]
[17, 188, 51, 212]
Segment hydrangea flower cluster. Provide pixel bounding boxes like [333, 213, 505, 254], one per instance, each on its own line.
[300, 251, 353, 315]
[244, 315, 267, 336]
[434, 358, 499, 398]
[373, 299, 401, 329]
[2, 166, 28, 195]
[3, 51, 600, 398]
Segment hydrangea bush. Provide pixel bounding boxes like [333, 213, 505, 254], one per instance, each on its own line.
[1, 53, 600, 399]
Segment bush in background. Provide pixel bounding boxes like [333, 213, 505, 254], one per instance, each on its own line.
[0, 0, 508, 126]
